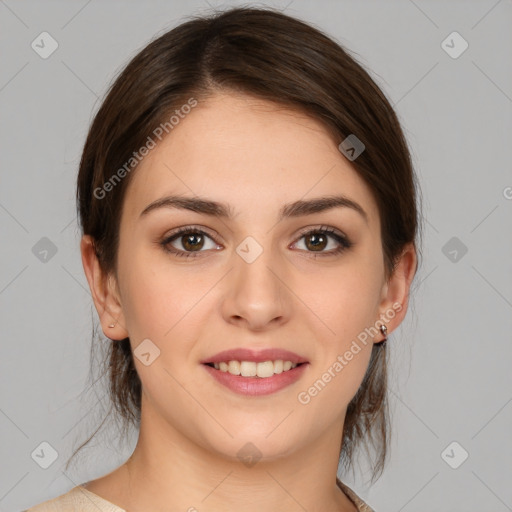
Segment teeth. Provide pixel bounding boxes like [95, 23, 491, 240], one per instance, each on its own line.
[212, 360, 299, 378]
[228, 360, 241, 375]
[240, 361, 257, 377]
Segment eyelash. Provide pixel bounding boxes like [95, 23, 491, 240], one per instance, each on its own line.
[159, 225, 353, 259]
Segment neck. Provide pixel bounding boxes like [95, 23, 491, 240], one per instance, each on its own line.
[105, 394, 357, 512]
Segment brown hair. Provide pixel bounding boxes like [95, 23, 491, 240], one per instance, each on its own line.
[69, 6, 422, 485]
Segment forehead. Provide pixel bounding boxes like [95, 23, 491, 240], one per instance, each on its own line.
[122, 92, 380, 228]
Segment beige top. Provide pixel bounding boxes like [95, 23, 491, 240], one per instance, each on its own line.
[25, 481, 374, 512]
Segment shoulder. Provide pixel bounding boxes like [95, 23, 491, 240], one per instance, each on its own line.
[24, 485, 124, 512]
[337, 479, 376, 512]
[24, 486, 77, 512]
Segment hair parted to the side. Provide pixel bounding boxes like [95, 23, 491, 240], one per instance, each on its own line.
[68, 5, 422, 485]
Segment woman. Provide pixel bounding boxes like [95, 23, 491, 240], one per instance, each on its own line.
[26, 6, 420, 512]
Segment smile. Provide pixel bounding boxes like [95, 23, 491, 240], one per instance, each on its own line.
[206, 359, 301, 378]
[202, 361, 309, 396]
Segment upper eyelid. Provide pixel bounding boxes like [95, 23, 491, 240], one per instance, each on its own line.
[295, 224, 347, 238]
[162, 224, 349, 246]
[163, 225, 222, 244]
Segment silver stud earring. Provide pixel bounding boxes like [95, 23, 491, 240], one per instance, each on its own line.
[376, 325, 388, 346]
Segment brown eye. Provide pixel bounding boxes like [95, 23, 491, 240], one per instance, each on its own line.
[180, 232, 205, 251]
[293, 227, 352, 257]
[160, 227, 221, 258]
[304, 232, 328, 251]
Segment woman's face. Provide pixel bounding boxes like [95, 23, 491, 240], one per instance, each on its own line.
[100, 92, 406, 462]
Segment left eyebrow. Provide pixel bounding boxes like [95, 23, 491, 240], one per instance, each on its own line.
[139, 194, 368, 224]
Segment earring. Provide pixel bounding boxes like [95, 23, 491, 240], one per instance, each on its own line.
[108, 320, 117, 328]
[375, 325, 388, 347]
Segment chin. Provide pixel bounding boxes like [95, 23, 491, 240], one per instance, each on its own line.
[204, 429, 302, 464]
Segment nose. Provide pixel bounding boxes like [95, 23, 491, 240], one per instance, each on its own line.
[220, 240, 292, 331]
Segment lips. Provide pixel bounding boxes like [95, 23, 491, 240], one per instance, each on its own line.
[200, 348, 309, 396]
[200, 348, 308, 365]
[202, 360, 309, 396]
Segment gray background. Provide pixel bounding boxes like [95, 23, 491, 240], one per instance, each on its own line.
[1, 1, 511, 511]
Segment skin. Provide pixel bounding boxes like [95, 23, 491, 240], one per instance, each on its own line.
[80, 91, 417, 512]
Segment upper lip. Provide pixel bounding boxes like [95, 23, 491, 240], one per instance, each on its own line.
[200, 348, 309, 365]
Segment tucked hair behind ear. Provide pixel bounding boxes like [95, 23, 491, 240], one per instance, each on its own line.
[69, 5, 422, 485]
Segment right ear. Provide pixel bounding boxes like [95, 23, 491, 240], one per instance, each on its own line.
[80, 235, 129, 340]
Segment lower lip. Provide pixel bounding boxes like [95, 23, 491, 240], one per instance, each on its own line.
[202, 363, 309, 396]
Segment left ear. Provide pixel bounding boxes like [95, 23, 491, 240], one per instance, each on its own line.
[376, 243, 417, 341]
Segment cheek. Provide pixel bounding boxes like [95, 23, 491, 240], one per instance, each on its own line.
[297, 275, 377, 419]
[295, 262, 381, 406]
[117, 246, 214, 345]
[307, 264, 383, 346]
